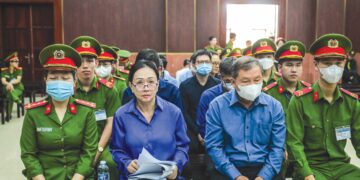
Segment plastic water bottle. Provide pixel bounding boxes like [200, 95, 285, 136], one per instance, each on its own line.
[98, 160, 110, 180]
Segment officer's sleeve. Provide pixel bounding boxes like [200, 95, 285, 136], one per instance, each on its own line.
[172, 109, 190, 173]
[20, 112, 43, 178]
[179, 83, 199, 134]
[110, 111, 132, 177]
[351, 100, 360, 157]
[196, 93, 209, 138]
[75, 110, 98, 177]
[105, 88, 121, 118]
[205, 101, 241, 179]
[258, 100, 285, 180]
[286, 96, 313, 178]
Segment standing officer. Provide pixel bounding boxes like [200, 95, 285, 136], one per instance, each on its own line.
[114, 48, 132, 81]
[70, 36, 121, 180]
[1, 52, 24, 120]
[20, 44, 98, 179]
[96, 45, 127, 102]
[242, 46, 253, 56]
[252, 38, 281, 86]
[263, 40, 311, 179]
[286, 34, 360, 180]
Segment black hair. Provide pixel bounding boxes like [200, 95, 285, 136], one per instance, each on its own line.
[159, 55, 168, 69]
[128, 60, 160, 83]
[209, 36, 216, 41]
[230, 32, 236, 39]
[135, 48, 160, 68]
[220, 57, 234, 76]
[231, 56, 263, 78]
[190, 49, 212, 64]
[183, 59, 190, 67]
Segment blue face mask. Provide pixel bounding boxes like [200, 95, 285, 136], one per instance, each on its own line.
[46, 80, 74, 102]
[196, 63, 212, 76]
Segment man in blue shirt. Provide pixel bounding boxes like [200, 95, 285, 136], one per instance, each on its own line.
[159, 54, 179, 87]
[196, 57, 235, 141]
[121, 49, 183, 110]
[205, 56, 285, 180]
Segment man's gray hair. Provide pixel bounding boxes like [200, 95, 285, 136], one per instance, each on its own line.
[231, 56, 263, 78]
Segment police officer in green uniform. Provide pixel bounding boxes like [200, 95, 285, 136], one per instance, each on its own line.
[286, 34, 360, 180]
[96, 45, 127, 103]
[252, 38, 281, 86]
[114, 48, 132, 81]
[70, 36, 121, 180]
[229, 48, 243, 58]
[20, 44, 98, 180]
[1, 52, 24, 119]
[263, 40, 311, 179]
[242, 46, 253, 56]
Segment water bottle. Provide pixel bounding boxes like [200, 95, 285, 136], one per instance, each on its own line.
[98, 160, 110, 180]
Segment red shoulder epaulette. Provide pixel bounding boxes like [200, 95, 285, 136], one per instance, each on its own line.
[262, 82, 277, 92]
[119, 69, 129, 74]
[340, 88, 359, 100]
[293, 87, 313, 97]
[98, 78, 114, 89]
[25, 100, 48, 110]
[300, 80, 311, 87]
[74, 99, 96, 108]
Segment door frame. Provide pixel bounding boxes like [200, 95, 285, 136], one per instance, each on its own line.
[0, 0, 63, 43]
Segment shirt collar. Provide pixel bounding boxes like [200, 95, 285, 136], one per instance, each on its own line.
[276, 79, 304, 94]
[312, 81, 343, 103]
[76, 76, 98, 91]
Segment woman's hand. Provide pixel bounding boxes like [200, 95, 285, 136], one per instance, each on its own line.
[167, 165, 178, 179]
[127, 160, 139, 174]
[71, 173, 84, 180]
[32, 174, 45, 180]
[92, 151, 101, 167]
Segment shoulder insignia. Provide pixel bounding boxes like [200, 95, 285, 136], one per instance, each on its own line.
[74, 99, 96, 108]
[1, 67, 8, 71]
[262, 82, 277, 92]
[300, 80, 311, 87]
[293, 87, 313, 97]
[25, 100, 48, 110]
[98, 77, 114, 89]
[113, 75, 126, 81]
[340, 88, 359, 100]
[119, 69, 129, 74]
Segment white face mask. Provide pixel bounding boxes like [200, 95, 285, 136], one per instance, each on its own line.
[259, 58, 274, 70]
[236, 83, 263, 101]
[319, 65, 344, 84]
[95, 66, 112, 78]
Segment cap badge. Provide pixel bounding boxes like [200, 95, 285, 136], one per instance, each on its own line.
[260, 41, 268, 47]
[81, 41, 91, 48]
[54, 50, 65, 60]
[290, 45, 299, 52]
[328, 39, 339, 48]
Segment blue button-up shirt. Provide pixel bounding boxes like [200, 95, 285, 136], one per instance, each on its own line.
[122, 79, 183, 111]
[163, 70, 179, 87]
[176, 68, 193, 86]
[205, 90, 285, 180]
[111, 97, 190, 180]
[196, 84, 226, 138]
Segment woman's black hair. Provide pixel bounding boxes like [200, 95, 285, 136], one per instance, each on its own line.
[183, 59, 190, 67]
[135, 48, 160, 68]
[128, 60, 160, 83]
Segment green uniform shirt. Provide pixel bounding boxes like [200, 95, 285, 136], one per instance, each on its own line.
[263, 69, 281, 87]
[110, 75, 127, 103]
[286, 81, 360, 178]
[1, 67, 24, 96]
[225, 41, 234, 49]
[264, 79, 310, 111]
[20, 97, 98, 179]
[74, 76, 120, 135]
[115, 69, 129, 82]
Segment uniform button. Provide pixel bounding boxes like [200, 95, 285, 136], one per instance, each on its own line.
[312, 125, 315, 128]
[246, 140, 249, 143]
[61, 138, 64, 141]
[326, 119, 329, 122]
[64, 165, 67, 168]
[60, 126, 63, 129]
[61, 149, 64, 152]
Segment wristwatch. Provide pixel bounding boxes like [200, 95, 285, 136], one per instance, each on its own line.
[98, 146, 104, 153]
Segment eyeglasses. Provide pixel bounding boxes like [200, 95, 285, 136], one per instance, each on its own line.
[131, 81, 158, 91]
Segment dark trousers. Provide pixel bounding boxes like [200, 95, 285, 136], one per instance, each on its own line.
[211, 165, 263, 180]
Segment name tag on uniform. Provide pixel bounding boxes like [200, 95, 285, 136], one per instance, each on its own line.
[36, 127, 53, 132]
[335, 126, 351, 141]
[95, 109, 107, 121]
